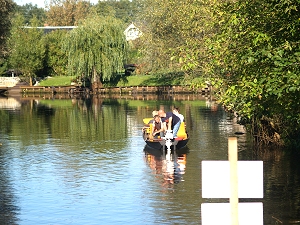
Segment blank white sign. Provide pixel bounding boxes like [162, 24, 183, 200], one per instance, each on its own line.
[202, 161, 263, 198]
[201, 202, 263, 225]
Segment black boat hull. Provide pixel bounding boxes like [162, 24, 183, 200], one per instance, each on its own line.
[144, 138, 189, 150]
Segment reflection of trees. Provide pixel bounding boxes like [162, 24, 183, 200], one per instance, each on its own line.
[46, 99, 128, 150]
[0, 115, 20, 224]
[0, 99, 129, 150]
[0, 158, 19, 224]
[1, 96, 299, 224]
[256, 149, 300, 224]
[1, 100, 50, 146]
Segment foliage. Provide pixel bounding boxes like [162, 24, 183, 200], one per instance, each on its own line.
[95, 1, 116, 18]
[46, 0, 92, 26]
[8, 15, 46, 85]
[0, 0, 15, 58]
[44, 30, 69, 76]
[15, 3, 46, 26]
[0, 61, 8, 76]
[137, 0, 214, 79]
[63, 15, 128, 85]
[207, 0, 300, 146]
[95, 0, 141, 24]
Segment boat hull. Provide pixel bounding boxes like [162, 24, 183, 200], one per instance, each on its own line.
[144, 137, 189, 150]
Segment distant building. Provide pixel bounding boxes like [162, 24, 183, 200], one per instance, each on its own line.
[124, 23, 142, 41]
[23, 26, 77, 34]
[24, 24, 143, 40]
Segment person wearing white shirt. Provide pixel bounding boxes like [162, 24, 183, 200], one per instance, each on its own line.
[173, 107, 184, 122]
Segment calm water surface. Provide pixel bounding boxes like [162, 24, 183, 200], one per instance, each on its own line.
[0, 95, 299, 225]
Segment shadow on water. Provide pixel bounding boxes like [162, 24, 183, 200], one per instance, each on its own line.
[0, 149, 20, 224]
[144, 145, 189, 185]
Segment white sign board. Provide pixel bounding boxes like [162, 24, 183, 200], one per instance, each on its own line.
[202, 161, 263, 198]
[201, 202, 263, 225]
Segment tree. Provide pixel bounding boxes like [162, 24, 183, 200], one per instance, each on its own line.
[95, 0, 140, 24]
[0, 0, 15, 51]
[137, 0, 214, 82]
[63, 15, 128, 87]
[8, 15, 46, 85]
[95, 1, 116, 18]
[44, 30, 69, 77]
[46, 0, 92, 26]
[0, 0, 15, 74]
[207, 0, 300, 146]
[15, 3, 46, 26]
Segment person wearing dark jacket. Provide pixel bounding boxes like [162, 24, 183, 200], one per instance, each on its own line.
[158, 109, 181, 138]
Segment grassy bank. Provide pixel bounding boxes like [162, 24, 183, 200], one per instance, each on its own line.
[39, 76, 74, 86]
[38, 74, 187, 87]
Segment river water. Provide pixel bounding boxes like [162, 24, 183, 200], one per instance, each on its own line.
[0, 94, 299, 225]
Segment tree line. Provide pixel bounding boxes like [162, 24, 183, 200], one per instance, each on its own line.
[1, 0, 300, 148]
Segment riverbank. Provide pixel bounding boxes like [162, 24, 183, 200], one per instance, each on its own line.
[3, 75, 211, 97]
[19, 85, 210, 95]
[38, 74, 188, 87]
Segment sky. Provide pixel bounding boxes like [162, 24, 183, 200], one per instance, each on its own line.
[14, 0, 99, 9]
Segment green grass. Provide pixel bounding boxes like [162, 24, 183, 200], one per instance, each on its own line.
[38, 72, 191, 87]
[39, 76, 76, 86]
[115, 75, 159, 86]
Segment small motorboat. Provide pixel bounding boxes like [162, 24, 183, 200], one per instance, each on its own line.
[142, 118, 189, 150]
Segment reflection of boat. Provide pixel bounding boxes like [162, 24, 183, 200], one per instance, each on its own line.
[144, 145, 188, 185]
[142, 118, 189, 150]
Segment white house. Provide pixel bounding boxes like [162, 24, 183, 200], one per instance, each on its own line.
[124, 23, 142, 41]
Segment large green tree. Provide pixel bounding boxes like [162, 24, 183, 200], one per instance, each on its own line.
[0, 0, 15, 52]
[207, 0, 300, 146]
[0, 0, 15, 75]
[8, 15, 46, 85]
[15, 3, 46, 26]
[46, 0, 92, 26]
[96, 0, 140, 24]
[44, 30, 69, 77]
[63, 15, 128, 87]
[137, 0, 214, 83]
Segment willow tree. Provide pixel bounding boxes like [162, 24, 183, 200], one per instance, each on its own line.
[64, 15, 128, 88]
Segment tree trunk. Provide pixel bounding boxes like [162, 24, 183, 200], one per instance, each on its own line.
[29, 74, 33, 86]
[91, 67, 103, 91]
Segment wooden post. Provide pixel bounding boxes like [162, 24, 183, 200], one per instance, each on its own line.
[228, 137, 239, 225]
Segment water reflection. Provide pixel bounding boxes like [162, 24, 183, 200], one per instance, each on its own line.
[0, 153, 19, 224]
[144, 146, 188, 187]
[1, 95, 300, 224]
[0, 97, 21, 110]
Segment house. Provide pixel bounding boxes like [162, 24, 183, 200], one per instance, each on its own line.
[124, 23, 142, 41]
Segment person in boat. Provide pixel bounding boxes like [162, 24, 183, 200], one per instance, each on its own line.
[147, 110, 159, 124]
[173, 107, 184, 122]
[151, 110, 158, 122]
[151, 115, 165, 138]
[158, 109, 181, 138]
[142, 110, 159, 132]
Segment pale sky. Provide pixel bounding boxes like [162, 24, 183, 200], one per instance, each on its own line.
[14, 0, 99, 9]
